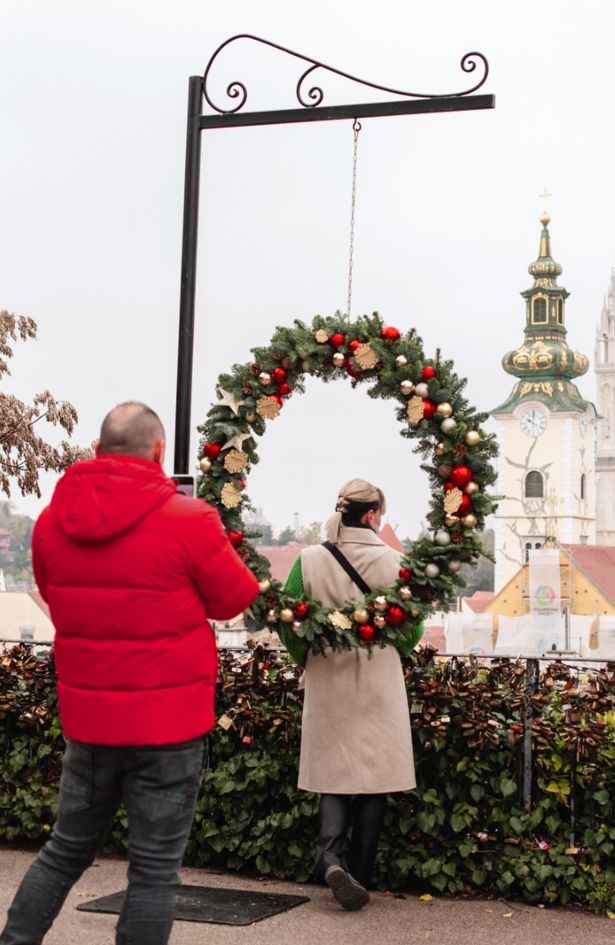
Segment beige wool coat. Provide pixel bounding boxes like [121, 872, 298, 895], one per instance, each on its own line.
[297, 526, 416, 795]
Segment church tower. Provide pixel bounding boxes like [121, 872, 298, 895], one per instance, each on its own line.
[595, 268, 615, 544]
[491, 213, 596, 592]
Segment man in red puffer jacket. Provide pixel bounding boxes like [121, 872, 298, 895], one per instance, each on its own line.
[0, 402, 259, 945]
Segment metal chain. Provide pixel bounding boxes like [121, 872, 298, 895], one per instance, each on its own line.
[346, 118, 361, 318]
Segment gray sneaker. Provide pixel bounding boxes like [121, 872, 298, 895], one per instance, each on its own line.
[324, 865, 370, 911]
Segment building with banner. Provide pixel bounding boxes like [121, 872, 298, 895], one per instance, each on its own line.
[490, 213, 597, 592]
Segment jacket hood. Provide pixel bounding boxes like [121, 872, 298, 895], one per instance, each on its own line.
[50, 455, 177, 543]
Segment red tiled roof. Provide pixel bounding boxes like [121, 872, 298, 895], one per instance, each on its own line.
[379, 524, 405, 553]
[257, 544, 307, 584]
[562, 544, 615, 607]
[464, 591, 495, 613]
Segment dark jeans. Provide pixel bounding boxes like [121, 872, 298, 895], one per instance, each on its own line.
[0, 735, 205, 945]
[315, 793, 386, 889]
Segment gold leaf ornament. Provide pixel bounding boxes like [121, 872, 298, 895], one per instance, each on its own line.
[256, 396, 281, 420]
[220, 483, 242, 508]
[329, 611, 352, 630]
[223, 449, 248, 474]
[406, 396, 424, 425]
[314, 328, 329, 344]
[444, 487, 463, 514]
[354, 343, 379, 370]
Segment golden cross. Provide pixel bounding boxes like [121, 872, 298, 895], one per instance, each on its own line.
[538, 186, 552, 211]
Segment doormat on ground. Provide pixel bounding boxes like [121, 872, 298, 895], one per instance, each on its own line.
[77, 884, 310, 926]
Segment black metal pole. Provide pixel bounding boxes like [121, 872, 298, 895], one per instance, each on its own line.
[173, 76, 204, 488]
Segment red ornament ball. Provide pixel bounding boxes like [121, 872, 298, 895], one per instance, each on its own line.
[457, 494, 472, 516]
[380, 326, 401, 341]
[293, 602, 309, 619]
[444, 481, 456, 492]
[203, 442, 222, 460]
[271, 394, 285, 407]
[277, 382, 291, 396]
[348, 339, 362, 353]
[228, 530, 244, 547]
[421, 365, 437, 381]
[386, 605, 405, 625]
[358, 624, 376, 643]
[422, 399, 436, 419]
[345, 358, 360, 378]
[330, 332, 346, 348]
[271, 367, 287, 383]
[399, 567, 412, 581]
[450, 465, 473, 488]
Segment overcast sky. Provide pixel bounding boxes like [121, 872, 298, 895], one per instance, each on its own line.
[1, 0, 614, 538]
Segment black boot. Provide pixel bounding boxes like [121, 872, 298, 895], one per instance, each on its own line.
[346, 793, 386, 889]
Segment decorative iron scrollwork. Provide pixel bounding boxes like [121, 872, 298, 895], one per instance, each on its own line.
[203, 34, 489, 115]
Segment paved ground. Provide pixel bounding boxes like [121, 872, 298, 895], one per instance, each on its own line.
[0, 848, 613, 945]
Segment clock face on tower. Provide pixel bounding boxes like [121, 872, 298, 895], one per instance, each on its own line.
[520, 408, 547, 437]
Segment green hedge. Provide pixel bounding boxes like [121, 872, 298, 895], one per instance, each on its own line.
[1, 643, 614, 913]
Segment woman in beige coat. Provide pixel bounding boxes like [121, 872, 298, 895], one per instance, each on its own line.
[282, 479, 422, 911]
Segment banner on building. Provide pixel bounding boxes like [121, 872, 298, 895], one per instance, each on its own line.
[528, 548, 562, 656]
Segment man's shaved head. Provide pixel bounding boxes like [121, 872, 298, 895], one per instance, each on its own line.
[98, 402, 165, 459]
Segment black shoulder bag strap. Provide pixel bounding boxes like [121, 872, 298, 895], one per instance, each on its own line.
[322, 540, 371, 595]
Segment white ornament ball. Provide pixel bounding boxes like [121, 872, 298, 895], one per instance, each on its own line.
[435, 530, 451, 546]
[445, 515, 461, 527]
[414, 382, 429, 398]
[440, 418, 457, 434]
[395, 355, 408, 368]
[373, 595, 387, 612]
[435, 402, 453, 419]
[400, 380, 414, 396]
[425, 563, 440, 579]
[266, 609, 278, 623]
[199, 457, 212, 472]
[448, 560, 462, 573]
[332, 352, 345, 367]
[374, 614, 386, 629]
[465, 430, 481, 447]
[258, 579, 271, 594]
[258, 372, 272, 386]
[292, 621, 302, 631]
[280, 608, 294, 623]
[399, 585, 413, 600]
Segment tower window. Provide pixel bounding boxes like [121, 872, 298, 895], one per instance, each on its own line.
[557, 298, 564, 325]
[525, 470, 544, 498]
[580, 473, 586, 500]
[532, 297, 547, 324]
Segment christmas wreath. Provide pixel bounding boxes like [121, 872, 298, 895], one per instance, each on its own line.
[198, 312, 497, 655]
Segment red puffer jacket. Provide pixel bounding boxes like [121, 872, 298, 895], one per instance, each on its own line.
[32, 455, 259, 745]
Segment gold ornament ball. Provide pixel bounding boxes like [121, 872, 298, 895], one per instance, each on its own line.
[258, 372, 271, 386]
[301, 360, 311, 372]
[353, 608, 370, 624]
[332, 352, 346, 367]
[199, 457, 212, 472]
[434, 442, 445, 456]
[374, 614, 386, 629]
[465, 430, 481, 447]
[462, 514, 478, 528]
[411, 608, 421, 619]
[435, 402, 453, 419]
[400, 380, 414, 396]
[296, 347, 309, 359]
[395, 355, 408, 368]
[373, 595, 387, 612]
[440, 418, 457, 434]
[266, 609, 278, 624]
[399, 585, 413, 600]
[280, 608, 294, 623]
[465, 482, 480, 496]
[245, 412, 256, 423]
[438, 463, 453, 479]
[258, 579, 271, 594]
